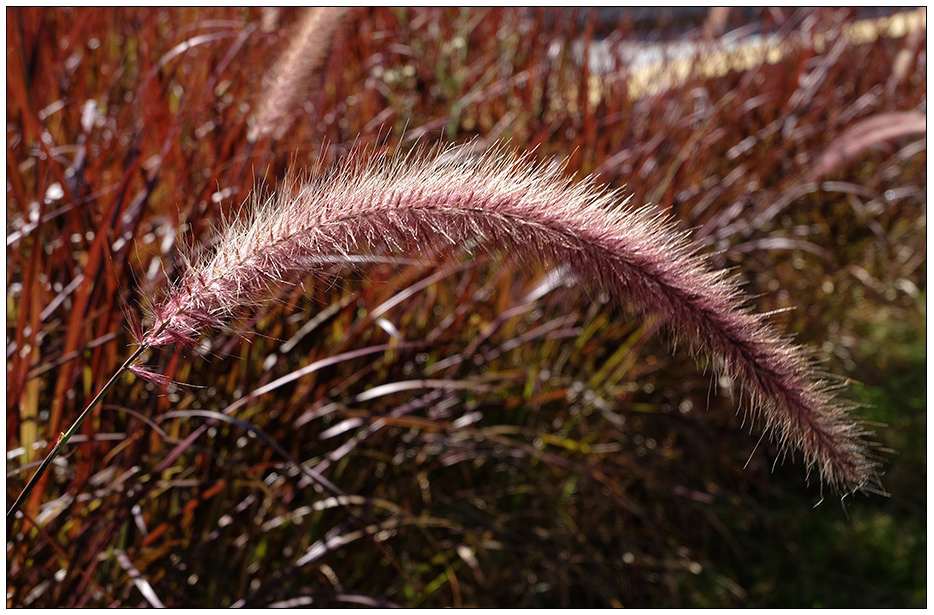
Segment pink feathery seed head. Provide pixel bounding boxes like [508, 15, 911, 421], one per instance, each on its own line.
[247, 7, 350, 143]
[128, 364, 174, 390]
[142, 143, 880, 494]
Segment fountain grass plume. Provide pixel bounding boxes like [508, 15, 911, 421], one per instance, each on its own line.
[248, 7, 349, 142]
[143, 144, 880, 495]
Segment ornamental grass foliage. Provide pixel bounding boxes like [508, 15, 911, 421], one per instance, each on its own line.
[6, 7, 926, 607]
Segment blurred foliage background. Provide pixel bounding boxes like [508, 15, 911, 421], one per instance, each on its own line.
[5, 7, 926, 607]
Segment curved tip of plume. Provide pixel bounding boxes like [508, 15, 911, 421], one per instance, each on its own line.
[248, 7, 350, 143]
[144, 143, 881, 495]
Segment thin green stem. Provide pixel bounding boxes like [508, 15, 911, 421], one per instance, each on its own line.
[7, 343, 150, 524]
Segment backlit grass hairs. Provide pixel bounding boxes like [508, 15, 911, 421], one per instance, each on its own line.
[145, 144, 879, 495]
[6, 144, 879, 523]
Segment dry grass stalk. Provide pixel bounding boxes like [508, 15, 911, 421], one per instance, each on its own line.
[248, 7, 349, 142]
[144, 145, 879, 494]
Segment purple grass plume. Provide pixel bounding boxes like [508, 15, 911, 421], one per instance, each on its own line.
[248, 7, 349, 142]
[143, 145, 880, 495]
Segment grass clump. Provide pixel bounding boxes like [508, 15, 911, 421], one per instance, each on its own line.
[6, 7, 925, 608]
